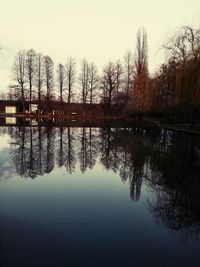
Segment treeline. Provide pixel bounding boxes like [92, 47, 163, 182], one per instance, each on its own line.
[142, 26, 200, 123]
[3, 25, 200, 122]
[5, 44, 136, 113]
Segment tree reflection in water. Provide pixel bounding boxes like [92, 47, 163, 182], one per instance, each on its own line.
[56, 127, 76, 174]
[1, 125, 200, 239]
[148, 131, 200, 240]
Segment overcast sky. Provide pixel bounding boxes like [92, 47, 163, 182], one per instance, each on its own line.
[0, 0, 200, 93]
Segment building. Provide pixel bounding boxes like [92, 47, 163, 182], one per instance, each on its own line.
[0, 100, 126, 117]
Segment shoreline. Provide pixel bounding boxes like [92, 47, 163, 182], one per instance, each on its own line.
[0, 113, 200, 135]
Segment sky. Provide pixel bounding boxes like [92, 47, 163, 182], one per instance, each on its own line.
[0, 0, 200, 93]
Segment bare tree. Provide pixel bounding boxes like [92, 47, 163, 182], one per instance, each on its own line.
[66, 57, 76, 115]
[57, 63, 66, 104]
[115, 60, 123, 98]
[123, 50, 134, 108]
[88, 63, 98, 104]
[26, 49, 36, 102]
[44, 55, 54, 102]
[34, 53, 45, 109]
[79, 58, 90, 104]
[1, 92, 6, 100]
[163, 29, 188, 64]
[10, 50, 27, 112]
[100, 60, 124, 107]
[7, 85, 20, 100]
[183, 26, 200, 59]
[100, 61, 117, 114]
[164, 26, 200, 63]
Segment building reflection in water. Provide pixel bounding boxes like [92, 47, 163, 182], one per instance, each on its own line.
[5, 117, 16, 125]
[0, 122, 200, 240]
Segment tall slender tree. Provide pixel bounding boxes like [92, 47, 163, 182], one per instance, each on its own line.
[66, 57, 76, 116]
[88, 62, 98, 104]
[44, 55, 54, 102]
[57, 63, 66, 105]
[79, 58, 90, 105]
[10, 50, 27, 112]
[101, 61, 117, 114]
[34, 53, 45, 111]
[26, 49, 36, 102]
[133, 28, 148, 112]
[123, 50, 134, 108]
[115, 60, 123, 98]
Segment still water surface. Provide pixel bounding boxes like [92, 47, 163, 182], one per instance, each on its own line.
[0, 124, 200, 266]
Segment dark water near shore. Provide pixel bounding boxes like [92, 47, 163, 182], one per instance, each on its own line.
[0, 124, 200, 267]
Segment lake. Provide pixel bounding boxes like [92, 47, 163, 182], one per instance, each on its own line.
[0, 123, 200, 267]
